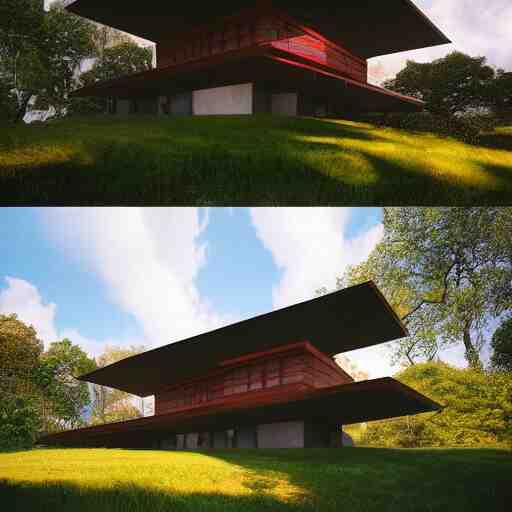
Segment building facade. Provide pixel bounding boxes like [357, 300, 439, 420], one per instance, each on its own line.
[38, 282, 440, 449]
[63, 1, 450, 116]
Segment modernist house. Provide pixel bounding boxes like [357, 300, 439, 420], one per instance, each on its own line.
[63, 0, 450, 116]
[39, 282, 440, 449]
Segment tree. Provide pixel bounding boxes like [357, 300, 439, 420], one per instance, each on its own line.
[358, 362, 512, 448]
[491, 70, 512, 121]
[70, 42, 153, 116]
[33, 339, 96, 433]
[0, 314, 43, 450]
[491, 317, 512, 372]
[90, 345, 146, 425]
[344, 208, 512, 368]
[0, 0, 97, 122]
[384, 52, 496, 116]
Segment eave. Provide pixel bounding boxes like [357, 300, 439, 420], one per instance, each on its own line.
[63, 1, 451, 59]
[76, 282, 408, 397]
[72, 48, 424, 113]
[38, 377, 441, 447]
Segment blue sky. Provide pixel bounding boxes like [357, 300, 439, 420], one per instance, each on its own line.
[1, 207, 470, 378]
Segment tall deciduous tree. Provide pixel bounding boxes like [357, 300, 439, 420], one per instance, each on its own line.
[90, 345, 147, 425]
[384, 52, 496, 116]
[0, 314, 43, 450]
[0, 0, 97, 121]
[34, 339, 96, 433]
[491, 317, 512, 372]
[344, 208, 512, 368]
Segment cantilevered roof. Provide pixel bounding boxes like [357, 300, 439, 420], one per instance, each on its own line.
[38, 378, 441, 447]
[63, 1, 450, 58]
[78, 282, 407, 397]
[72, 48, 423, 112]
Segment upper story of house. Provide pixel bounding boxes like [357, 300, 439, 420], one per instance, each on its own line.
[77, 282, 408, 413]
[154, 341, 354, 416]
[64, 0, 450, 85]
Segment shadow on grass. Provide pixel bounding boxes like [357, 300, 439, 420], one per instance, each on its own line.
[1, 448, 509, 512]
[0, 479, 304, 512]
[210, 447, 511, 512]
[0, 116, 511, 205]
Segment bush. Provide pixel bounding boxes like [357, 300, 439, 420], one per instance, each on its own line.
[0, 394, 40, 451]
[352, 112, 499, 144]
[358, 362, 512, 449]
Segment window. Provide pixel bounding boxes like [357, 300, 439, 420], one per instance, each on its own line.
[266, 359, 280, 387]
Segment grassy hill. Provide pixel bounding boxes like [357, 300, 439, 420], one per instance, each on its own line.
[0, 447, 509, 511]
[1, 116, 511, 205]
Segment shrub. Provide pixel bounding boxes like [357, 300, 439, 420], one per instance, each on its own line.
[352, 112, 498, 144]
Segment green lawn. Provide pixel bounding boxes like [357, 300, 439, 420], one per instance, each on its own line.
[1, 116, 511, 205]
[0, 447, 510, 511]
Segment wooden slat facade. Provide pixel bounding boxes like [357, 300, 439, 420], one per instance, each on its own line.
[156, 11, 367, 84]
[155, 342, 352, 415]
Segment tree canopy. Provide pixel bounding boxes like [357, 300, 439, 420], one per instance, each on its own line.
[344, 208, 512, 368]
[90, 345, 147, 425]
[491, 317, 512, 373]
[356, 362, 512, 449]
[384, 52, 499, 116]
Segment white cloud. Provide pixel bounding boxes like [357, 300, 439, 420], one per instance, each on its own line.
[368, 0, 512, 84]
[250, 208, 383, 309]
[43, 208, 229, 349]
[0, 277, 58, 344]
[250, 208, 395, 378]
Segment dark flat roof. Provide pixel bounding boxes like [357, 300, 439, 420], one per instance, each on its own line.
[78, 282, 407, 396]
[63, 1, 450, 58]
[38, 378, 441, 446]
[73, 49, 423, 112]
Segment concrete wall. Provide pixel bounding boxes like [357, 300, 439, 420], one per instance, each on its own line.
[257, 421, 305, 448]
[213, 431, 227, 448]
[236, 426, 257, 448]
[170, 92, 193, 115]
[117, 99, 131, 116]
[193, 83, 253, 115]
[271, 93, 298, 116]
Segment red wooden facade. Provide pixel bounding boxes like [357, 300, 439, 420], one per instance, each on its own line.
[156, 11, 367, 84]
[155, 342, 352, 415]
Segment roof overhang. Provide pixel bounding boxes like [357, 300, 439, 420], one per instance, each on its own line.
[78, 282, 408, 397]
[38, 378, 441, 447]
[63, 1, 450, 58]
[73, 49, 424, 112]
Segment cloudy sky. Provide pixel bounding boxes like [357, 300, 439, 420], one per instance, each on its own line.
[47, 0, 512, 84]
[368, 0, 512, 83]
[0, 208, 469, 383]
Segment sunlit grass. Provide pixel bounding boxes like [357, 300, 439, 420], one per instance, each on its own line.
[0, 116, 511, 205]
[0, 447, 510, 512]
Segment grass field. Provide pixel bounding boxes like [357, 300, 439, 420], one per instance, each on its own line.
[0, 448, 510, 511]
[1, 116, 511, 205]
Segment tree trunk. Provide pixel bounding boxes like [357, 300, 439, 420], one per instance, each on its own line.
[463, 323, 481, 369]
[14, 94, 33, 123]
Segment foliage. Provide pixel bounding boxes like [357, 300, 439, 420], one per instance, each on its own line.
[90, 345, 146, 425]
[492, 70, 512, 122]
[1, 448, 510, 511]
[0, 0, 97, 122]
[70, 42, 153, 116]
[491, 317, 512, 372]
[0, 395, 40, 451]
[1, 116, 512, 205]
[384, 52, 496, 116]
[345, 208, 512, 367]
[0, 314, 43, 373]
[0, 314, 44, 450]
[33, 339, 96, 433]
[358, 362, 512, 449]
[355, 111, 499, 144]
